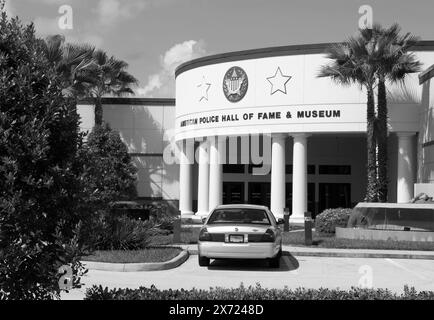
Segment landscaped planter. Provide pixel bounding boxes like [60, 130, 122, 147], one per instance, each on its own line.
[348, 202, 434, 231]
[81, 249, 189, 272]
[336, 227, 434, 242]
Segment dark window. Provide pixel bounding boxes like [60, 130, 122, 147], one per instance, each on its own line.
[285, 165, 316, 175]
[319, 165, 351, 175]
[248, 182, 271, 207]
[319, 183, 351, 212]
[223, 182, 245, 204]
[223, 164, 245, 174]
[208, 209, 271, 225]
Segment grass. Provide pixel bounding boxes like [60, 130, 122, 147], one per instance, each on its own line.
[151, 226, 434, 251]
[81, 247, 182, 263]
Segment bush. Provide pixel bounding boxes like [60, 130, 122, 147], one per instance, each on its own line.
[0, 13, 88, 299]
[315, 208, 352, 234]
[84, 284, 434, 300]
[77, 124, 138, 248]
[79, 124, 137, 206]
[93, 215, 155, 250]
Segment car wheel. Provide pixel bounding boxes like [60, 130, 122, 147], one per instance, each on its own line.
[198, 255, 210, 267]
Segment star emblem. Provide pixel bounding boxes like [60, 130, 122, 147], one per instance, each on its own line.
[197, 76, 211, 102]
[267, 67, 292, 95]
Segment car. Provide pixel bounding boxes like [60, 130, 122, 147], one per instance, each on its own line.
[197, 204, 284, 268]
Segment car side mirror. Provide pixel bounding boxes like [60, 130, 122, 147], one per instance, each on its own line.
[201, 217, 207, 223]
[277, 218, 285, 225]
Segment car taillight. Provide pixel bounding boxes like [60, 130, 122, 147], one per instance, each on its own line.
[199, 228, 212, 241]
[261, 229, 276, 242]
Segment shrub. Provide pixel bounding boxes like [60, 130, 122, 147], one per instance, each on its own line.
[93, 215, 155, 250]
[315, 208, 352, 234]
[79, 124, 137, 206]
[84, 284, 434, 300]
[0, 13, 88, 299]
[77, 124, 138, 247]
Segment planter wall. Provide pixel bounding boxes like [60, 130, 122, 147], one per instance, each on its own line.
[336, 227, 434, 242]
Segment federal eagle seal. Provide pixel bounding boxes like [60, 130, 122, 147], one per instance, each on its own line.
[223, 66, 248, 103]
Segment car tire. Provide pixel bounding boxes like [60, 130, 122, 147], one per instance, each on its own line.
[198, 255, 210, 267]
[269, 249, 282, 268]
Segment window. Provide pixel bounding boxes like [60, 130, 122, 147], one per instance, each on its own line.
[223, 164, 245, 174]
[208, 209, 271, 225]
[319, 165, 351, 175]
[285, 165, 316, 174]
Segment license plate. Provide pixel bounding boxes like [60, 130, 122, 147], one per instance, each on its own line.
[229, 235, 244, 243]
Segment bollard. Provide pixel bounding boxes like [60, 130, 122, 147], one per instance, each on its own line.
[173, 213, 181, 243]
[304, 211, 313, 246]
[283, 208, 291, 232]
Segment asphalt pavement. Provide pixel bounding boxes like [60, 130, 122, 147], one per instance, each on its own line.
[62, 253, 434, 300]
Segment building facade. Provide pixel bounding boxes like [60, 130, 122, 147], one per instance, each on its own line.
[78, 42, 434, 221]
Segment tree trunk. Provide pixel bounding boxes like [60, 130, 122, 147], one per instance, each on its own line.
[377, 79, 388, 202]
[94, 97, 103, 126]
[366, 86, 378, 202]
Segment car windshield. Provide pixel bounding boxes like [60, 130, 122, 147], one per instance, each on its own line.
[207, 209, 271, 225]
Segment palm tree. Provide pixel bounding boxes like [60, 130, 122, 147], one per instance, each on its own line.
[43, 36, 138, 126]
[319, 25, 421, 203]
[43, 35, 96, 98]
[362, 24, 421, 202]
[318, 36, 379, 202]
[88, 50, 138, 126]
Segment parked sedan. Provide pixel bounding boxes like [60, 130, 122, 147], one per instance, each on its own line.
[198, 204, 283, 268]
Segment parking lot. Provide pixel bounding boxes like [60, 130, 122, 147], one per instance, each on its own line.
[63, 253, 434, 300]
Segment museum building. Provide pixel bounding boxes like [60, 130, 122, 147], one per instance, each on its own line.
[77, 42, 434, 223]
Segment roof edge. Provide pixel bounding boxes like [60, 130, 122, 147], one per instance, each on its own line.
[78, 97, 175, 106]
[175, 41, 434, 78]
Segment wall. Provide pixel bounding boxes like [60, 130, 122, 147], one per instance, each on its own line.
[77, 99, 179, 212]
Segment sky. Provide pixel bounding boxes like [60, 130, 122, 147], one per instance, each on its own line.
[2, 0, 434, 98]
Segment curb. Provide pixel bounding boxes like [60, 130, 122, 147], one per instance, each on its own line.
[81, 250, 189, 272]
[289, 251, 434, 260]
[185, 248, 434, 260]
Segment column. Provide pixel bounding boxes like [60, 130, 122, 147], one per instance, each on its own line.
[208, 136, 224, 211]
[196, 138, 210, 216]
[397, 133, 416, 203]
[270, 134, 286, 219]
[291, 133, 309, 223]
[179, 139, 193, 215]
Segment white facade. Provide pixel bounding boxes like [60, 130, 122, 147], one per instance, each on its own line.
[77, 42, 434, 219]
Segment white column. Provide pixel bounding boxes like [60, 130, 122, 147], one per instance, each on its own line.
[208, 136, 224, 211]
[179, 139, 194, 215]
[196, 138, 210, 216]
[397, 133, 416, 203]
[291, 133, 309, 223]
[270, 134, 286, 219]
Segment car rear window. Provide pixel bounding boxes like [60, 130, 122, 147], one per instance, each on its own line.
[207, 209, 271, 225]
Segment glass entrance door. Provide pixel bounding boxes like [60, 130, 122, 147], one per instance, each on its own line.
[248, 182, 271, 207]
[223, 182, 245, 204]
[319, 183, 351, 212]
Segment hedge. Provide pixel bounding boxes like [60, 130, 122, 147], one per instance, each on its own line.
[315, 208, 353, 234]
[85, 284, 434, 300]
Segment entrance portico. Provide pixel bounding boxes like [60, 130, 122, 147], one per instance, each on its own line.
[175, 42, 426, 219]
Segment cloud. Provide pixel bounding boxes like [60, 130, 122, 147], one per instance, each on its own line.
[33, 16, 59, 36]
[137, 40, 207, 98]
[95, 0, 148, 27]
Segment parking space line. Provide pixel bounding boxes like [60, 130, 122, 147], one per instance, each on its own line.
[384, 258, 429, 281]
